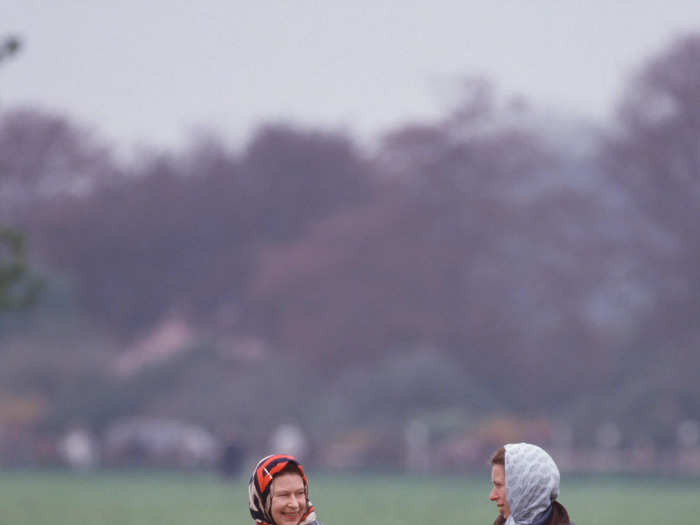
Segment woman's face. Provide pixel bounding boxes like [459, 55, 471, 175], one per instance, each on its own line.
[270, 472, 307, 525]
[489, 464, 510, 518]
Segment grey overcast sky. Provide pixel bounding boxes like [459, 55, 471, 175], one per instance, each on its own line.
[3, 1, 700, 152]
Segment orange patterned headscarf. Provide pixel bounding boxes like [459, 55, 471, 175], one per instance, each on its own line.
[248, 454, 320, 525]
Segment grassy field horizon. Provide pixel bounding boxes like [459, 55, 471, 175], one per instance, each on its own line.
[1, 469, 698, 524]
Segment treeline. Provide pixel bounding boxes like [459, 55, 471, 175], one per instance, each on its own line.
[1, 33, 699, 453]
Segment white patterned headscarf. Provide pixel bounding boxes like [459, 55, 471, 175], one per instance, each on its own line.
[504, 443, 560, 525]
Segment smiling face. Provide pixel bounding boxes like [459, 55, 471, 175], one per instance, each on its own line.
[490, 464, 510, 518]
[270, 472, 307, 525]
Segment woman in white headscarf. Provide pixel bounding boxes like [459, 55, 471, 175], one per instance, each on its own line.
[489, 443, 573, 525]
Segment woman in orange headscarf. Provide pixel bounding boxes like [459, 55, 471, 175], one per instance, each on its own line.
[248, 454, 322, 525]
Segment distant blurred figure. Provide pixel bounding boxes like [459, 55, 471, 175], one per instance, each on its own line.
[489, 443, 573, 525]
[219, 438, 245, 478]
[404, 419, 430, 472]
[269, 423, 308, 460]
[248, 454, 322, 525]
[59, 427, 97, 470]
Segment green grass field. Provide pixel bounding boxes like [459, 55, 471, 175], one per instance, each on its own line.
[0, 470, 698, 525]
